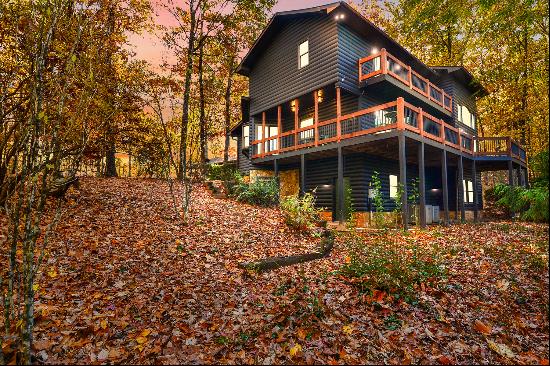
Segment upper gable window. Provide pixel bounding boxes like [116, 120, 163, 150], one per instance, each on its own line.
[299, 40, 309, 69]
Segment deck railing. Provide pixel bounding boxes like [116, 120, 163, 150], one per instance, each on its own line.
[476, 136, 527, 161]
[250, 97, 526, 163]
[358, 49, 453, 112]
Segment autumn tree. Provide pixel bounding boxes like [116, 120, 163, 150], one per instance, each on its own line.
[357, 0, 549, 160]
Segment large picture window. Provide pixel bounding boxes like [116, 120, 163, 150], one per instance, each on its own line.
[299, 40, 309, 69]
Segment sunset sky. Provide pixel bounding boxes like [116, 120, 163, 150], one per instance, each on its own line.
[126, 0, 346, 70]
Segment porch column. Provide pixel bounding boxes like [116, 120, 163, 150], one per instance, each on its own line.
[458, 155, 465, 222]
[418, 142, 426, 228]
[472, 159, 479, 222]
[398, 133, 408, 230]
[337, 146, 344, 223]
[300, 154, 305, 196]
[508, 160, 514, 186]
[441, 149, 449, 225]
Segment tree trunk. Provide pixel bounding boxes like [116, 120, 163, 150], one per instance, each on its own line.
[223, 66, 234, 163]
[105, 135, 117, 177]
[178, 0, 197, 181]
[198, 32, 207, 167]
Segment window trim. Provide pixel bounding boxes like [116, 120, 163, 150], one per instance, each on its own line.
[298, 40, 309, 69]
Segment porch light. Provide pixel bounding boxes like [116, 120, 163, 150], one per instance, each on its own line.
[371, 48, 378, 54]
[334, 13, 345, 21]
[317, 89, 324, 103]
[290, 99, 296, 112]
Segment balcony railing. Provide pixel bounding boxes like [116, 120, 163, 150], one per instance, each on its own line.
[358, 49, 453, 112]
[476, 137, 527, 161]
[250, 97, 526, 163]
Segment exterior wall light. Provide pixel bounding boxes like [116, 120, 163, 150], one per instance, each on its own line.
[371, 48, 378, 54]
[334, 13, 345, 21]
[317, 89, 323, 103]
[290, 99, 296, 112]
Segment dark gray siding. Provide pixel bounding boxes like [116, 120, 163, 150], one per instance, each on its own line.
[249, 15, 339, 116]
[442, 76, 478, 135]
[337, 23, 373, 94]
[305, 152, 427, 212]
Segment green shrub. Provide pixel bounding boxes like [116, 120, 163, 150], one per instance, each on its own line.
[207, 163, 237, 181]
[341, 233, 447, 295]
[486, 183, 548, 222]
[370, 171, 385, 228]
[280, 192, 321, 230]
[233, 177, 279, 206]
[530, 150, 549, 187]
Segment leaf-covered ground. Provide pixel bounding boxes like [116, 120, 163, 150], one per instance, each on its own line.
[7, 178, 550, 364]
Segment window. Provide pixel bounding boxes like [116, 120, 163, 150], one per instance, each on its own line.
[267, 126, 278, 151]
[299, 40, 309, 69]
[243, 125, 249, 148]
[389, 174, 398, 199]
[458, 104, 476, 129]
[299, 117, 314, 143]
[373, 56, 380, 71]
[462, 179, 474, 203]
[255, 125, 263, 152]
[300, 117, 313, 128]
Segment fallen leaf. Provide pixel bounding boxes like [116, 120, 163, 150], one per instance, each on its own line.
[487, 340, 515, 359]
[474, 320, 492, 335]
[342, 324, 353, 335]
[289, 344, 302, 358]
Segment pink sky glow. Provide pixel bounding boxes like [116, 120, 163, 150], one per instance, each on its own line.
[126, 0, 338, 70]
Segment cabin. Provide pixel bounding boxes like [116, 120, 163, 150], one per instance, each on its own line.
[230, 2, 528, 228]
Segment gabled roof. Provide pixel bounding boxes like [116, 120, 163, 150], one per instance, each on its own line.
[431, 66, 488, 98]
[237, 1, 440, 80]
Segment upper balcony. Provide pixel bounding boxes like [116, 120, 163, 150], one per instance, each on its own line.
[358, 49, 453, 116]
[249, 97, 527, 164]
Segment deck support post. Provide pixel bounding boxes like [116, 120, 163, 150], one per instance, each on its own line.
[274, 158, 279, 177]
[458, 155, 465, 222]
[515, 164, 521, 187]
[336, 86, 341, 141]
[441, 149, 449, 225]
[523, 167, 529, 188]
[508, 160, 514, 186]
[337, 146, 344, 223]
[398, 133, 408, 230]
[519, 167, 525, 187]
[472, 159, 479, 222]
[300, 154, 305, 196]
[418, 142, 426, 228]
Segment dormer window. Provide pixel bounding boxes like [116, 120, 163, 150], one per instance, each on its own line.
[299, 40, 309, 69]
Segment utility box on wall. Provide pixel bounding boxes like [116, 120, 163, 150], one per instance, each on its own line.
[432, 205, 440, 223]
[425, 205, 433, 224]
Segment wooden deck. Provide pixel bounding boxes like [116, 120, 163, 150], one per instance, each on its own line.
[250, 97, 527, 163]
[358, 48, 453, 112]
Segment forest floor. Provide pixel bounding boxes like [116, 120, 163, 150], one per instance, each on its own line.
[7, 177, 549, 364]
